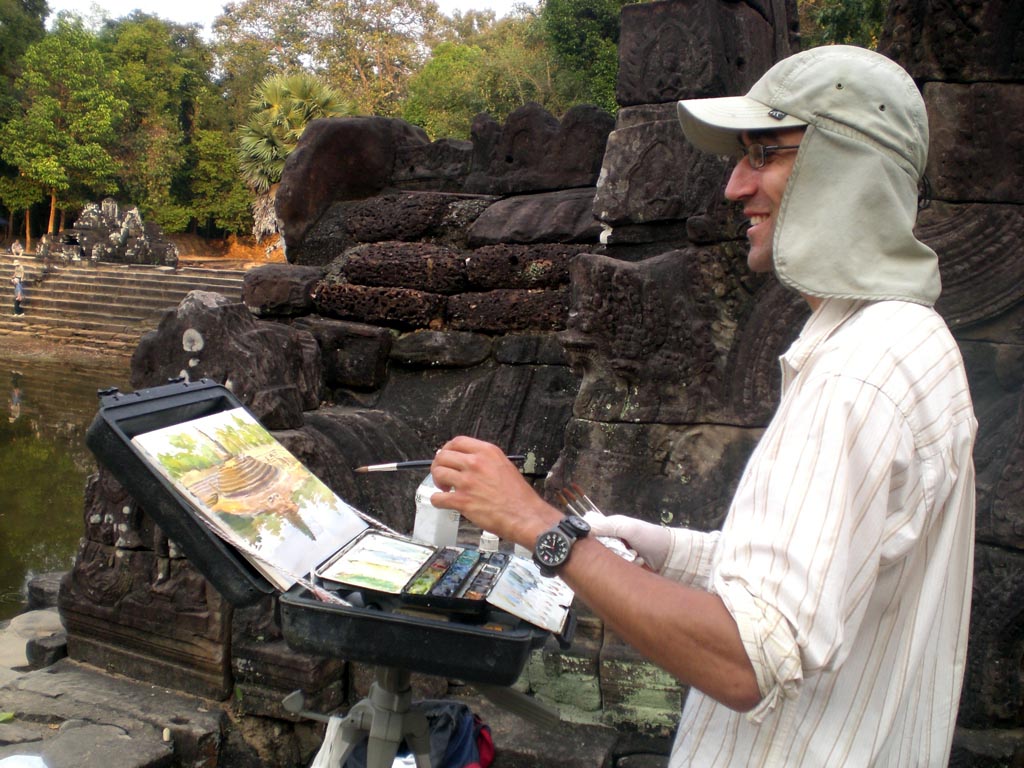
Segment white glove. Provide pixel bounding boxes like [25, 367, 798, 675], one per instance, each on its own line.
[583, 512, 671, 572]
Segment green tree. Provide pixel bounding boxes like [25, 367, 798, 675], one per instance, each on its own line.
[0, 15, 127, 242]
[238, 72, 350, 239]
[403, 10, 580, 139]
[540, 0, 637, 114]
[212, 0, 445, 118]
[798, 0, 884, 48]
[401, 42, 489, 139]
[98, 13, 217, 231]
[0, 0, 47, 121]
[0, 173, 43, 248]
[191, 129, 252, 235]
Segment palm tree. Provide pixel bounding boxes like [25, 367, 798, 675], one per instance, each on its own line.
[238, 72, 350, 241]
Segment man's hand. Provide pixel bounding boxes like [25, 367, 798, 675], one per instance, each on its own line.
[430, 436, 563, 549]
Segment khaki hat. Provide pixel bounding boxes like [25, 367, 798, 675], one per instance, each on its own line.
[677, 45, 928, 179]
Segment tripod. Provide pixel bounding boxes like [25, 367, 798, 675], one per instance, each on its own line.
[289, 666, 432, 768]
[287, 665, 561, 768]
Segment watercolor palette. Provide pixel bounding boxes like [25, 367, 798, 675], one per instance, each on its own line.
[314, 532, 571, 631]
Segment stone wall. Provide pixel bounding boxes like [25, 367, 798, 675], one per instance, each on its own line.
[883, 0, 1024, 763]
[58, 0, 1024, 763]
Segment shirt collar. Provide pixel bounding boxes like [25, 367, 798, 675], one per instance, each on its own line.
[779, 298, 865, 391]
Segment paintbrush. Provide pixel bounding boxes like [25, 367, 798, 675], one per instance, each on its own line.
[355, 455, 526, 473]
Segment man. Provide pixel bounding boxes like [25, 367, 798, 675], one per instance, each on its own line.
[431, 45, 976, 766]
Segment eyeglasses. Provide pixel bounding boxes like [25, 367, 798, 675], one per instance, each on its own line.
[737, 143, 801, 169]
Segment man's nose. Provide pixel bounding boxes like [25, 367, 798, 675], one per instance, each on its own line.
[724, 160, 755, 202]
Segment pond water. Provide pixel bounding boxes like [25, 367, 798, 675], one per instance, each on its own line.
[0, 353, 130, 621]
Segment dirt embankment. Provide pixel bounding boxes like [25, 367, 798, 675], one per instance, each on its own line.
[170, 234, 286, 270]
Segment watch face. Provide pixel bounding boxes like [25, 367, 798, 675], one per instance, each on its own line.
[534, 529, 572, 568]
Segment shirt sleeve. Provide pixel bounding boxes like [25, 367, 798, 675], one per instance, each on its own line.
[660, 528, 720, 590]
[711, 371, 911, 721]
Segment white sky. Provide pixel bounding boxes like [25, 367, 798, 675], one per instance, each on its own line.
[46, 0, 533, 36]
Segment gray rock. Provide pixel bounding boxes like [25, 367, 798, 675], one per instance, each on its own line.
[467, 189, 602, 246]
[243, 263, 325, 317]
[25, 631, 67, 669]
[277, 116, 430, 252]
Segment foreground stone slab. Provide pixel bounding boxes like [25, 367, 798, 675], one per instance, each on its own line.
[0, 659, 225, 767]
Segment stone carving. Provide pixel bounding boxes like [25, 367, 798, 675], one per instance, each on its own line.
[130, 291, 321, 429]
[957, 545, 1024, 725]
[883, 0, 1023, 81]
[464, 104, 614, 196]
[920, 203, 1024, 329]
[64, 198, 178, 267]
[616, 0, 782, 106]
[924, 83, 1024, 204]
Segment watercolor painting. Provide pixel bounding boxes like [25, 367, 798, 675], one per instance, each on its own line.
[316, 531, 436, 594]
[131, 407, 368, 590]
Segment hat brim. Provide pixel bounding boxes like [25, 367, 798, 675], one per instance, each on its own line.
[676, 96, 808, 156]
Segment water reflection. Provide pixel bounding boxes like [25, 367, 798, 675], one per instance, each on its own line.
[0, 354, 130, 620]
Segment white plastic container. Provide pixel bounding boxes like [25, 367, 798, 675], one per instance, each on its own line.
[412, 474, 460, 547]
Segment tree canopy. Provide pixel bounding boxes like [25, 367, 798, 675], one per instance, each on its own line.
[0, 16, 127, 240]
[0, 0, 883, 245]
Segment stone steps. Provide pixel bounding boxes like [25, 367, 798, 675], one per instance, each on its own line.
[0, 252, 247, 355]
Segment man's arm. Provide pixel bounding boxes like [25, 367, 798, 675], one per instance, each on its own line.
[430, 436, 761, 712]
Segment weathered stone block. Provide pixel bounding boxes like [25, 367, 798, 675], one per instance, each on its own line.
[958, 545, 1024, 726]
[292, 316, 393, 390]
[312, 282, 446, 328]
[293, 193, 493, 267]
[393, 137, 473, 190]
[391, 330, 493, 368]
[465, 104, 614, 195]
[521, 634, 604, 725]
[924, 82, 1024, 204]
[950, 727, 1024, 768]
[495, 334, 568, 366]
[921, 203, 1024, 331]
[447, 288, 570, 332]
[616, 0, 782, 106]
[277, 117, 430, 252]
[243, 263, 324, 317]
[331, 241, 467, 293]
[130, 292, 321, 429]
[882, 0, 1024, 82]
[231, 637, 346, 719]
[300, 407, 429, 531]
[59, 543, 232, 700]
[599, 628, 682, 735]
[963, 338, 1024, 551]
[25, 631, 68, 669]
[464, 244, 587, 290]
[27, 572, 65, 610]
[561, 248, 793, 425]
[467, 189, 602, 246]
[546, 418, 760, 534]
[377, 364, 578, 473]
[594, 104, 735, 227]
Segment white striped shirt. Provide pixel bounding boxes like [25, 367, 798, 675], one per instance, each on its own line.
[662, 298, 977, 767]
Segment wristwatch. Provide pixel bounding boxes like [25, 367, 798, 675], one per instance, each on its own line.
[533, 515, 591, 577]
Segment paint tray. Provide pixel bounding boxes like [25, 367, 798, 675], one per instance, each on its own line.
[85, 378, 552, 684]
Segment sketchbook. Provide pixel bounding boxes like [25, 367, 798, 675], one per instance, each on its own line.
[130, 407, 574, 634]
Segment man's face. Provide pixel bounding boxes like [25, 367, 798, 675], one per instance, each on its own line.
[724, 128, 805, 273]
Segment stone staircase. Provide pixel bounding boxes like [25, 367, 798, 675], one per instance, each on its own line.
[0, 252, 247, 356]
